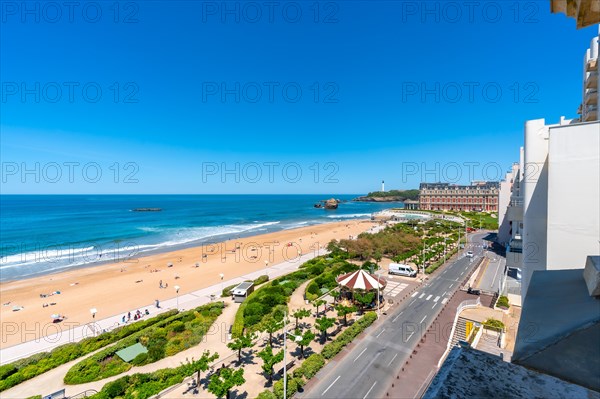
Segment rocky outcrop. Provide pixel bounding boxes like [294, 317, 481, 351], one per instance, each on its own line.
[131, 208, 162, 212]
[324, 198, 339, 209]
[353, 196, 405, 202]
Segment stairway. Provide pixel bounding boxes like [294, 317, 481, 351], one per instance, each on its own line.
[450, 317, 472, 348]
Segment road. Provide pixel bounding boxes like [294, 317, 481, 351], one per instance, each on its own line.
[298, 232, 487, 399]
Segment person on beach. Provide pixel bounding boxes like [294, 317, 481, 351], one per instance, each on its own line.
[155, 299, 160, 308]
[159, 280, 163, 288]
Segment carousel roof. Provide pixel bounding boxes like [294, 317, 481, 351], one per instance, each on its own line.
[336, 269, 387, 291]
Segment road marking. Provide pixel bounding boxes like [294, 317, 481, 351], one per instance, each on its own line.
[449, 284, 454, 289]
[406, 331, 415, 341]
[409, 299, 416, 306]
[363, 381, 378, 399]
[419, 293, 425, 299]
[432, 302, 437, 309]
[434, 296, 440, 302]
[442, 291, 447, 297]
[460, 271, 464, 276]
[442, 298, 448, 304]
[387, 353, 398, 366]
[420, 315, 427, 324]
[392, 312, 403, 323]
[411, 291, 418, 298]
[354, 347, 368, 362]
[376, 329, 385, 338]
[322, 375, 341, 396]
[426, 294, 432, 301]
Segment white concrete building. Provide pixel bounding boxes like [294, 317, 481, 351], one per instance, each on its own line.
[520, 118, 600, 298]
[578, 25, 599, 122]
[497, 162, 521, 246]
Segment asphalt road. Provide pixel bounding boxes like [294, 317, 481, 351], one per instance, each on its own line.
[299, 232, 488, 399]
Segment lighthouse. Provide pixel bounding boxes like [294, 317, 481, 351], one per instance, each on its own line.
[381, 180, 385, 192]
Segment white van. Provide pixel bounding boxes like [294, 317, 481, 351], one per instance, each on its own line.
[388, 263, 417, 277]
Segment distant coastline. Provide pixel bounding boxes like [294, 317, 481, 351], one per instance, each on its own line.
[353, 189, 419, 203]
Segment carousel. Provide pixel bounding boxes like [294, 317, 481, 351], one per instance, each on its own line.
[336, 269, 387, 309]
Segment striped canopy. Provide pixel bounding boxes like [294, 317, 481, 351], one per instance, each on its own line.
[336, 269, 387, 291]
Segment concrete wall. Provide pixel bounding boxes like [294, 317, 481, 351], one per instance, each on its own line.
[546, 121, 600, 269]
[497, 169, 514, 245]
[522, 119, 550, 299]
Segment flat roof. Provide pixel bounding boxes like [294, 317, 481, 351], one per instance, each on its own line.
[233, 281, 253, 291]
[115, 342, 147, 362]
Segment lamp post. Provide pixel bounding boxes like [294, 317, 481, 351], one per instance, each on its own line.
[421, 243, 427, 277]
[174, 285, 180, 310]
[443, 237, 447, 264]
[376, 270, 382, 317]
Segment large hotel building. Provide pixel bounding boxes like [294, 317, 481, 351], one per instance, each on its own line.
[418, 181, 500, 212]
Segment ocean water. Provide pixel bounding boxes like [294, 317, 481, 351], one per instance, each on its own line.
[0, 195, 402, 281]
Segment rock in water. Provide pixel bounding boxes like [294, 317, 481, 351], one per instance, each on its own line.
[324, 198, 338, 209]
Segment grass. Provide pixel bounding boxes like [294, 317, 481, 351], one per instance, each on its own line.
[0, 310, 178, 392]
[64, 302, 224, 384]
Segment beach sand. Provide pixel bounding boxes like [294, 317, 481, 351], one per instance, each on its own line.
[0, 219, 378, 349]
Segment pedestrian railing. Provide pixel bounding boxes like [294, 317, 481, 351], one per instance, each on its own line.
[67, 389, 97, 399]
[437, 298, 480, 368]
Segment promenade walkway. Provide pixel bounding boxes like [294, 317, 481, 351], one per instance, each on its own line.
[1, 252, 324, 366]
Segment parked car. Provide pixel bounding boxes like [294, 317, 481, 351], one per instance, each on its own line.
[466, 251, 474, 258]
[388, 263, 417, 277]
[467, 287, 481, 295]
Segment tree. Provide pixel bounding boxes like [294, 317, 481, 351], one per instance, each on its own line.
[227, 332, 255, 364]
[295, 329, 315, 359]
[373, 250, 383, 266]
[315, 316, 336, 343]
[292, 308, 311, 329]
[313, 299, 327, 317]
[179, 350, 219, 386]
[208, 366, 245, 399]
[330, 290, 341, 304]
[335, 304, 357, 326]
[260, 316, 283, 347]
[354, 291, 375, 309]
[257, 344, 284, 384]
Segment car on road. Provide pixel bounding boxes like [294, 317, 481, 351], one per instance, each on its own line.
[466, 251, 474, 258]
[388, 263, 417, 277]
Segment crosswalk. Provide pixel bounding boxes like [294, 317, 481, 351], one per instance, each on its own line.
[409, 290, 449, 304]
[384, 281, 409, 297]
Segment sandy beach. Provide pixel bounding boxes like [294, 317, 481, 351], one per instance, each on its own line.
[0, 219, 378, 349]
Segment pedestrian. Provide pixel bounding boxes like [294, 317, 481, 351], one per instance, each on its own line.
[155, 299, 160, 308]
[159, 279, 163, 288]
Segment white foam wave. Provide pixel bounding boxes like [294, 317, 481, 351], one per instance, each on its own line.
[324, 213, 371, 219]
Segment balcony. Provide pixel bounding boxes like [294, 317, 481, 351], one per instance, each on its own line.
[584, 104, 598, 122]
[587, 58, 598, 72]
[585, 73, 598, 90]
[584, 89, 598, 105]
[508, 236, 523, 253]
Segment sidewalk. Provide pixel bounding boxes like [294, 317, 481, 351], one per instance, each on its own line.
[0, 252, 322, 365]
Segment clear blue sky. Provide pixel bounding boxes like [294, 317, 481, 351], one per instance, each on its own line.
[1, 2, 598, 194]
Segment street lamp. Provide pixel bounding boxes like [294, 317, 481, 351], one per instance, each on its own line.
[421, 243, 427, 277]
[283, 311, 301, 399]
[443, 237, 447, 264]
[174, 285, 180, 310]
[377, 270, 382, 317]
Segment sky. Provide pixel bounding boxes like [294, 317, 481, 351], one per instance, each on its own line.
[1, 1, 598, 194]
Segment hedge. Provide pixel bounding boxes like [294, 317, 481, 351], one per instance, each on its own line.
[273, 375, 304, 399]
[0, 310, 178, 392]
[89, 356, 214, 399]
[256, 390, 277, 399]
[292, 353, 325, 379]
[483, 318, 505, 331]
[64, 302, 224, 384]
[232, 256, 351, 337]
[496, 296, 510, 309]
[322, 312, 377, 359]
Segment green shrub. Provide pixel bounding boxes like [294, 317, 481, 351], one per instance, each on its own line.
[25, 396, 42, 399]
[293, 353, 325, 379]
[254, 274, 269, 286]
[65, 303, 223, 384]
[483, 318, 505, 331]
[256, 390, 277, 399]
[496, 296, 510, 309]
[0, 310, 177, 392]
[131, 353, 149, 366]
[322, 312, 377, 359]
[273, 374, 303, 399]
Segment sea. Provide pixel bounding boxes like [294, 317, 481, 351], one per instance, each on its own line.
[0, 195, 403, 282]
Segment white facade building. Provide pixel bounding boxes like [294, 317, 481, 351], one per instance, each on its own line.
[503, 28, 600, 299]
[578, 26, 599, 122]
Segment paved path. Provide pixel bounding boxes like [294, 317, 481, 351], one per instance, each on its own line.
[0, 252, 323, 365]
[297, 232, 488, 399]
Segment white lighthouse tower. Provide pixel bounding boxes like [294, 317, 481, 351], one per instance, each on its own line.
[381, 180, 385, 192]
